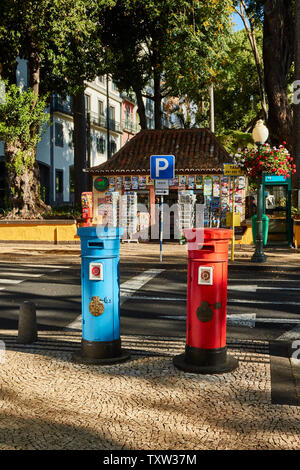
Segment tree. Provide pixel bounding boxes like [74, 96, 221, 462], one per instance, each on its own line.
[294, 0, 300, 191]
[0, 0, 108, 217]
[0, 84, 49, 218]
[233, 0, 268, 121]
[101, 0, 234, 129]
[263, 0, 294, 146]
[213, 28, 264, 134]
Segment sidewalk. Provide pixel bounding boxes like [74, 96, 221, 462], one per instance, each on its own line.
[0, 330, 299, 450]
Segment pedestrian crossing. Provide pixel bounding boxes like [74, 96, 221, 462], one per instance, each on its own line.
[0, 261, 299, 342]
[0, 263, 64, 292]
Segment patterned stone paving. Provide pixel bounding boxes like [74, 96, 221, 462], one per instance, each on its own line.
[0, 331, 299, 450]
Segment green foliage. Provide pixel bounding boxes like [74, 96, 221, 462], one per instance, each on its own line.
[0, 0, 115, 95]
[0, 82, 49, 174]
[43, 205, 82, 220]
[217, 130, 255, 154]
[101, 0, 234, 115]
[214, 28, 263, 133]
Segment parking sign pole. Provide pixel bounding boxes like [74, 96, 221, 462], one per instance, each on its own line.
[160, 195, 163, 262]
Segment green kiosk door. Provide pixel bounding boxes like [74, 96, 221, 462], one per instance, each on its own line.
[263, 174, 292, 246]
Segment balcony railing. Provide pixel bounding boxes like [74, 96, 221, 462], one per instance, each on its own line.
[90, 112, 106, 128]
[122, 119, 138, 133]
[52, 96, 73, 116]
[89, 112, 122, 133]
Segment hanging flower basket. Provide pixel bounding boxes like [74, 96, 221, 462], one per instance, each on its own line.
[234, 142, 296, 179]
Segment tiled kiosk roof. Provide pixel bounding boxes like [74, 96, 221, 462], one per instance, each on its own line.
[88, 128, 233, 176]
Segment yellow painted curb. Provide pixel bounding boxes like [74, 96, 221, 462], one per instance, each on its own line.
[0, 220, 80, 243]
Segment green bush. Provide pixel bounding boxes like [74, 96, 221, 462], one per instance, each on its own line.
[217, 130, 255, 154]
[43, 205, 82, 220]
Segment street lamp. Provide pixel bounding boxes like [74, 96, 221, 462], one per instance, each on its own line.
[251, 120, 269, 263]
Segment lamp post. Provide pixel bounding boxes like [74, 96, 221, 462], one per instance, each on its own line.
[251, 120, 269, 263]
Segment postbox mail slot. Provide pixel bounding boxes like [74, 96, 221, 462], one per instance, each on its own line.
[198, 245, 215, 252]
[88, 241, 104, 249]
[198, 266, 213, 285]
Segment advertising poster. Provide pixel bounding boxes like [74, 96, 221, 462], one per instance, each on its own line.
[131, 176, 139, 190]
[195, 175, 203, 189]
[108, 177, 115, 192]
[170, 176, 178, 186]
[203, 176, 213, 196]
[221, 176, 229, 196]
[179, 175, 187, 188]
[146, 176, 153, 185]
[238, 176, 246, 190]
[188, 176, 195, 189]
[116, 177, 123, 190]
[138, 176, 147, 189]
[213, 176, 220, 197]
[124, 176, 132, 190]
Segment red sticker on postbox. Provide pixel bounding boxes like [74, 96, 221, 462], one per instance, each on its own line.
[198, 266, 213, 285]
[89, 263, 103, 280]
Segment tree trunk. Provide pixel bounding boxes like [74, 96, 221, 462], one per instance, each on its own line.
[73, 91, 87, 208]
[263, 0, 294, 147]
[134, 87, 147, 130]
[294, 0, 300, 191]
[28, 50, 41, 109]
[4, 141, 46, 219]
[236, 1, 268, 122]
[153, 68, 162, 130]
[4, 49, 49, 219]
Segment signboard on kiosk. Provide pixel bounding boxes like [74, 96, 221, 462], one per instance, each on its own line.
[223, 164, 244, 176]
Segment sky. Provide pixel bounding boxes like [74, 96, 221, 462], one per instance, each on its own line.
[232, 12, 246, 32]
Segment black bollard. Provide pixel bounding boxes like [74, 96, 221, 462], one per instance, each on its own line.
[17, 301, 38, 344]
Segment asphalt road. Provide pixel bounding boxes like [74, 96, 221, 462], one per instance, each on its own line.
[0, 260, 299, 342]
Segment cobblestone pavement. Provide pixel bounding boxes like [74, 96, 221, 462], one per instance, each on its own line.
[0, 330, 299, 450]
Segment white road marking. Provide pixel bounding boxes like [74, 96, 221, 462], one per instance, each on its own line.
[162, 313, 256, 327]
[0, 279, 23, 285]
[119, 295, 300, 306]
[0, 267, 60, 293]
[229, 278, 300, 282]
[228, 285, 300, 292]
[0, 271, 43, 278]
[158, 313, 300, 330]
[120, 269, 165, 305]
[65, 268, 165, 330]
[228, 299, 300, 306]
[0, 263, 69, 270]
[276, 325, 300, 341]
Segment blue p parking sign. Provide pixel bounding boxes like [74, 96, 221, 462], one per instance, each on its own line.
[150, 155, 175, 180]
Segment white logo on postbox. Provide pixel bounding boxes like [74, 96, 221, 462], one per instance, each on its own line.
[89, 263, 103, 281]
[198, 266, 213, 285]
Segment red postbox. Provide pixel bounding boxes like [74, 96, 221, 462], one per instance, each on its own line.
[173, 228, 239, 374]
[81, 192, 93, 226]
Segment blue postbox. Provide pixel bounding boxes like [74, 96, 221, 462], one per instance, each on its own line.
[73, 225, 129, 364]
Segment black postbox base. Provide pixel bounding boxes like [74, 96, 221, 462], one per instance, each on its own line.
[173, 345, 239, 375]
[73, 338, 130, 365]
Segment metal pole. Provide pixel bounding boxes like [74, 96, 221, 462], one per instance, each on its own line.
[106, 74, 111, 159]
[252, 144, 267, 262]
[231, 176, 235, 262]
[160, 195, 163, 262]
[209, 85, 215, 134]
